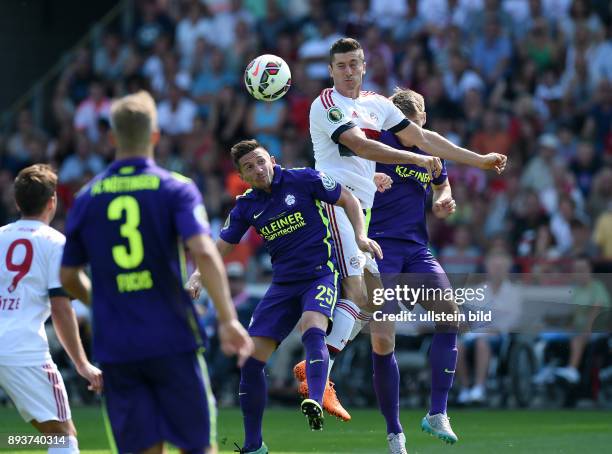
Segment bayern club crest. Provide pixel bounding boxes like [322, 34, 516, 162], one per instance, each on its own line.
[285, 194, 296, 206]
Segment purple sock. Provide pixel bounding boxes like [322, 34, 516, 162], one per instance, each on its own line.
[429, 332, 458, 415]
[372, 351, 403, 435]
[239, 357, 267, 451]
[302, 327, 329, 404]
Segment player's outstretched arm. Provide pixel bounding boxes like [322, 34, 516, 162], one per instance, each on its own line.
[186, 234, 253, 366]
[334, 187, 383, 260]
[431, 180, 456, 219]
[60, 266, 92, 305]
[396, 123, 507, 173]
[50, 296, 103, 393]
[338, 127, 442, 178]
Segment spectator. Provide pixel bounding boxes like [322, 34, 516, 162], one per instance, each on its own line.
[157, 83, 198, 136]
[58, 133, 105, 186]
[520, 133, 557, 192]
[298, 19, 342, 80]
[440, 225, 481, 274]
[175, 0, 215, 68]
[443, 52, 485, 103]
[456, 251, 522, 404]
[5, 110, 48, 173]
[521, 18, 559, 73]
[93, 30, 131, 80]
[582, 80, 612, 154]
[512, 190, 550, 258]
[256, 0, 289, 50]
[155, 134, 187, 174]
[246, 96, 287, 159]
[211, 0, 255, 50]
[133, 0, 174, 51]
[191, 48, 235, 118]
[73, 78, 111, 144]
[369, 0, 408, 30]
[470, 15, 512, 86]
[592, 201, 612, 261]
[560, 0, 603, 44]
[343, 0, 374, 39]
[207, 84, 247, 151]
[535, 257, 611, 384]
[469, 109, 511, 156]
[570, 141, 600, 196]
[587, 166, 612, 220]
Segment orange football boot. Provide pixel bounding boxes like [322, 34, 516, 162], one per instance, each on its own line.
[295, 361, 351, 421]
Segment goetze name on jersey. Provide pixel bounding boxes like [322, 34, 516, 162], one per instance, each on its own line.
[309, 87, 410, 209]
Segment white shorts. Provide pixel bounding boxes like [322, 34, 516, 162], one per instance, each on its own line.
[0, 362, 71, 422]
[324, 204, 379, 278]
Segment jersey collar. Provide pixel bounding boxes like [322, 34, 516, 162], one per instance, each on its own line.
[271, 165, 282, 187]
[108, 157, 154, 171]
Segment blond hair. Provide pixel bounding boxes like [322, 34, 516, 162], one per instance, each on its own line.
[110, 90, 158, 153]
[389, 88, 425, 118]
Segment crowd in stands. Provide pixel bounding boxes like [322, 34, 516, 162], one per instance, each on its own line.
[2, 0, 611, 273]
[0, 0, 611, 405]
[0, 0, 612, 272]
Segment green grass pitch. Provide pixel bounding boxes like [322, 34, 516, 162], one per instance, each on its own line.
[0, 406, 611, 453]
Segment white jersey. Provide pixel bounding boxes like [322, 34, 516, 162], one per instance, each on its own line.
[0, 220, 66, 366]
[309, 87, 410, 208]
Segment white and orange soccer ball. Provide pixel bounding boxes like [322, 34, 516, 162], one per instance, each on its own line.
[243, 54, 291, 102]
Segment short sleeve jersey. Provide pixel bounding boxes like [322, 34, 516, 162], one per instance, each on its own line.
[0, 221, 66, 366]
[61, 157, 210, 364]
[369, 131, 447, 245]
[309, 87, 410, 209]
[220, 166, 341, 283]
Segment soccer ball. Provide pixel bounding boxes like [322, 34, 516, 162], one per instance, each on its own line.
[244, 54, 291, 102]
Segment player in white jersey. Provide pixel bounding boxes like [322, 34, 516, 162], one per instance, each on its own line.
[295, 37, 507, 427]
[0, 165, 102, 453]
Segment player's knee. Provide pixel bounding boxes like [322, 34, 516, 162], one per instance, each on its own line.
[370, 331, 395, 354]
[251, 337, 277, 363]
[300, 310, 329, 333]
[341, 277, 367, 308]
[33, 419, 76, 437]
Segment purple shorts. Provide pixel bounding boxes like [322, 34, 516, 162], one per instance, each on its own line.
[377, 238, 446, 276]
[377, 239, 451, 312]
[102, 351, 214, 453]
[248, 273, 338, 343]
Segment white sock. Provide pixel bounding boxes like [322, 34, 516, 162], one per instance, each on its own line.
[327, 357, 335, 377]
[326, 299, 359, 353]
[48, 436, 79, 454]
[349, 310, 372, 341]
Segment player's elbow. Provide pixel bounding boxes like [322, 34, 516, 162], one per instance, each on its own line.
[59, 268, 77, 291]
[349, 137, 375, 159]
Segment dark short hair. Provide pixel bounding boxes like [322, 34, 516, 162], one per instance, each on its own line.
[230, 139, 264, 169]
[329, 37, 363, 63]
[14, 164, 57, 216]
[390, 88, 425, 118]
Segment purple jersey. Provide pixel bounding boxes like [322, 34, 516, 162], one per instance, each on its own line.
[368, 131, 447, 245]
[61, 157, 210, 364]
[220, 166, 341, 283]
